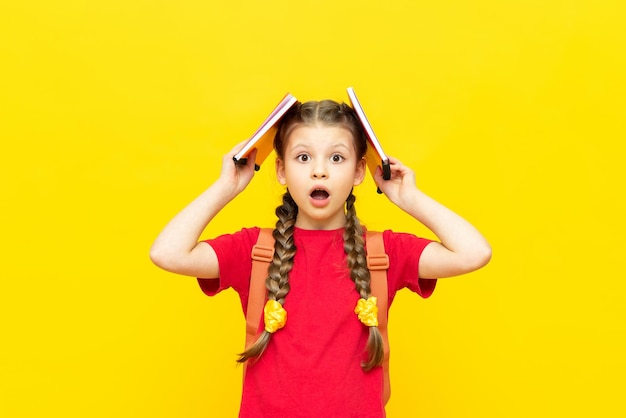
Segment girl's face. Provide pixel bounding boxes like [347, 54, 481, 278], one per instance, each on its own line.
[276, 124, 366, 230]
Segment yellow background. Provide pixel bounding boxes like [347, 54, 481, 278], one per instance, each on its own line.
[2, 1, 624, 417]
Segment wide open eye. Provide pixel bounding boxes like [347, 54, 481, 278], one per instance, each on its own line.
[296, 154, 310, 163]
[330, 154, 345, 163]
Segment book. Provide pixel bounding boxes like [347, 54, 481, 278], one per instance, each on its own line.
[346, 87, 391, 190]
[233, 89, 390, 193]
[233, 93, 298, 170]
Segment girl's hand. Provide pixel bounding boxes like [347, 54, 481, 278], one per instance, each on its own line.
[375, 156, 492, 279]
[217, 142, 258, 198]
[373, 156, 418, 211]
[149, 142, 258, 279]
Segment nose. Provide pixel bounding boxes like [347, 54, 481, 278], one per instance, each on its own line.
[311, 160, 328, 179]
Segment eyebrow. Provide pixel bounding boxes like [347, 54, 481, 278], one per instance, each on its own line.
[288, 143, 352, 152]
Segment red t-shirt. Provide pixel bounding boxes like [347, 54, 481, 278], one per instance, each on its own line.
[198, 227, 436, 418]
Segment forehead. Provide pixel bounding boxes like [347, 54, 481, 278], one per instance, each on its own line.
[285, 124, 356, 150]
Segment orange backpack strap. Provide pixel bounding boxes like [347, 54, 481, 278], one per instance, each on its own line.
[246, 228, 274, 348]
[366, 231, 391, 405]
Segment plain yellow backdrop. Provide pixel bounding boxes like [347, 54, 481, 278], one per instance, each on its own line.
[1, 1, 624, 417]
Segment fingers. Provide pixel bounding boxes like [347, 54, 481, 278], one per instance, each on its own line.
[373, 165, 387, 186]
[227, 141, 258, 170]
[245, 148, 258, 170]
[222, 141, 257, 177]
[230, 140, 251, 155]
[373, 159, 402, 183]
[374, 156, 416, 190]
[386, 156, 402, 166]
[387, 156, 411, 173]
[380, 156, 409, 179]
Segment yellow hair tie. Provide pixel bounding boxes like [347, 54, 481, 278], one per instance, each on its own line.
[354, 296, 378, 327]
[264, 300, 287, 333]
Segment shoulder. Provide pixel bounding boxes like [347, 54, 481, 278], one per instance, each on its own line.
[203, 227, 264, 268]
[380, 229, 434, 255]
[363, 229, 433, 268]
[207, 227, 262, 248]
[379, 230, 437, 297]
[197, 227, 264, 296]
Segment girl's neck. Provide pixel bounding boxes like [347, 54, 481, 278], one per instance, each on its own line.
[294, 215, 347, 231]
[294, 225, 345, 232]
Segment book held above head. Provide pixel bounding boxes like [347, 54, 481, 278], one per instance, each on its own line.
[233, 93, 298, 171]
[346, 87, 391, 183]
[233, 88, 391, 187]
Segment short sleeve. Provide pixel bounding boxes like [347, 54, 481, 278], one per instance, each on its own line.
[383, 230, 437, 302]
[196, 227, 260, 307]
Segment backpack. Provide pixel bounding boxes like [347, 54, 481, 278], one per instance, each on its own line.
[245, 228, 392, 405]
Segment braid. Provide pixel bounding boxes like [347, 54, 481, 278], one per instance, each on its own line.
[343, 191, 384, 371]
[237, 191, 297, 363]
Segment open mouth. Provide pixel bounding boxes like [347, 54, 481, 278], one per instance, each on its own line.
[310, 188, 330, 200]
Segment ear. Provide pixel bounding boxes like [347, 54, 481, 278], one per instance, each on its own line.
[276, 158, 287, 185]
[353, 158, 366, 186]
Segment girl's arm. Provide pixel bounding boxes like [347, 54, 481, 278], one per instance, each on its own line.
[374, 157, 491, 279]
[149, 144, 257, 278]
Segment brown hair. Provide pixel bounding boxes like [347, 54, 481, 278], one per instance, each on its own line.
[238, 100, 383, 371]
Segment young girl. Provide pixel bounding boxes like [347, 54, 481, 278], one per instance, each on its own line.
[150, 99, 491, 417]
